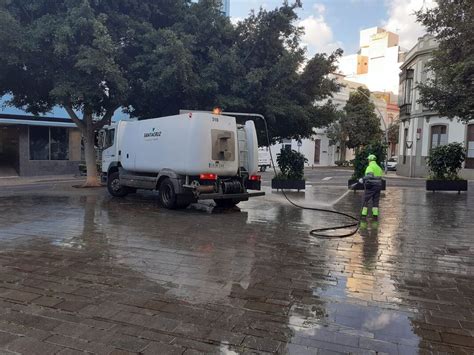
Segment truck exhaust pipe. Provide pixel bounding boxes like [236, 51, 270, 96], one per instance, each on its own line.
[195, 185, 215, 193]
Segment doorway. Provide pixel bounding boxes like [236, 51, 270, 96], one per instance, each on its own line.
[314, 139, 321, 164]
[0, 126, 20, 177]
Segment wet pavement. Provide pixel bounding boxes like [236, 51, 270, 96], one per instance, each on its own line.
[0, 181, 473, 354]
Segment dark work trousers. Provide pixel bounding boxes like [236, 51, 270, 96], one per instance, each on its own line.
[363, 184, 381, 208]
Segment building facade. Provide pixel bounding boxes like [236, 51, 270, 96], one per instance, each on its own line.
[338, 27, 406, 96]
[268, 74, 396, 167]
[221, 0, 230, 17]
[397, 34, 474, 179]
[0, 114, 82, 177]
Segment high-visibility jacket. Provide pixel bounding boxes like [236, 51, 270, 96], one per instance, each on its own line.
[365, 161, 383, 177]
[363, 161, 383, 188]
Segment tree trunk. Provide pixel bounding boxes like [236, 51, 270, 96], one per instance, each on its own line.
[64, 104, 115, 187]
[340, 142, 347, 161]
[82, 118, 100, 187]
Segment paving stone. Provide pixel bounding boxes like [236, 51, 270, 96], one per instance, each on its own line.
[106, 333, 150, 352]
[284, 343, 319, 354]
[242, 335, 281, 352]
[0, 331, 20, 347]
[33, 295, 64, 307]
[0, 287, 42, 303]
[2, 311, 63, 331]
[358, 337, 398, 354]
[440, 332, 474, 347]
[45, 334, 115, 353]
[142, 341, 185, 355]
[56, 348, 88, 355]
[7, 337, 65, 355]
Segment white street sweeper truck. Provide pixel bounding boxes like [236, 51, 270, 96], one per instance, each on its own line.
[99, 112, 264, 209]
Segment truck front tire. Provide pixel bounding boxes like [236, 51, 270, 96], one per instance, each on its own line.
[107, 172, 129, 197]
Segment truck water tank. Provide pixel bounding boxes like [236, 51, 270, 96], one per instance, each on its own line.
[118, 113, 240, 176]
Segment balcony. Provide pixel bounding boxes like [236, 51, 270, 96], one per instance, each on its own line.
[399, 103, 412, 118]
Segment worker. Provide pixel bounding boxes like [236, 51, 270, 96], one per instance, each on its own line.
[359, 154, 383, 219]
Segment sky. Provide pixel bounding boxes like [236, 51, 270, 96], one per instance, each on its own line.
[230, 0, 436, 56]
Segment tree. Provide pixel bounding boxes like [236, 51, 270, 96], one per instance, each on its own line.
[326, 110, 347, 160]
[0, 0, 187, 186]
[326, 87, 382, 160]
[129, 1, 342, 144]
[416, 1, 474, 122]
[387, 121, 399, 145]
[341, 87, 382, 150]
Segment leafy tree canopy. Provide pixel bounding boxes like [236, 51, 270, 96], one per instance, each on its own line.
[341, 87, 382, 150]
[128, 1, 342, 143]
[0, 0, 342, 184]
[0, 0, 189, 185]
[416, 0, 474, 122]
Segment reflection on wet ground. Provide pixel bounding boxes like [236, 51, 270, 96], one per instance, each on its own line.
[0, 185, 473, 354]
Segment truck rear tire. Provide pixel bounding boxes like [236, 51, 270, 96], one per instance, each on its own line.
[159, 178, 179, 209]
[107, 172, 129, 197]
[214, 199, 239, 209]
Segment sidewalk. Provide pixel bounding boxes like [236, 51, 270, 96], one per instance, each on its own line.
[0, 174, 85, 187]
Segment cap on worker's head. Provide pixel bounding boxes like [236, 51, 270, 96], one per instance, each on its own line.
[367, 154, 376, 161]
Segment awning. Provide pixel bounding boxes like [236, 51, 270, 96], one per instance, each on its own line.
[0, 118, 76, 128]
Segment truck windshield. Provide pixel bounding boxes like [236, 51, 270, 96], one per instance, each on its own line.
[103, 129, 115, 149]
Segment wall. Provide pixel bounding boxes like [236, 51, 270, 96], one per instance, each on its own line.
[18, 126, 82, 176]
[268, 133, 339, 168]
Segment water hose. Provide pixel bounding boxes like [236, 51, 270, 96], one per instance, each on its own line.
[223, 111, 361, 238]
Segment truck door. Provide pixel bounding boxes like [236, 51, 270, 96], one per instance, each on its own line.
[101, 128, 116, 173]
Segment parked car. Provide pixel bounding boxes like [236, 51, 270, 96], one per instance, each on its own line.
[386, 156, 398, 171]
[258, 147, 272, 172]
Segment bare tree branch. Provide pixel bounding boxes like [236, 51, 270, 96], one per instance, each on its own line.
[63, 103, 85, 130]
[94, 106, 119, 131]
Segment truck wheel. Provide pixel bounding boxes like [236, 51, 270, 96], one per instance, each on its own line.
[159, 178, 178, 209]
[214, 199, 239, 209]
[107, 172, 129, 197]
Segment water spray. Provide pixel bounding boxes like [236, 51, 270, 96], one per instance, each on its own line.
[223, 112, 361, 239]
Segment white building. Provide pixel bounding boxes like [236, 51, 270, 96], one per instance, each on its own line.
[221, 0, 230, 17]
[268, 27, 404, 167]
[397, 34, 474, 179]
[338, 27, 405, 96]
[269, 75, 387, 167]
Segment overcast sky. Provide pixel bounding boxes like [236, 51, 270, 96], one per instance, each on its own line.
[230, 0, 436, 56]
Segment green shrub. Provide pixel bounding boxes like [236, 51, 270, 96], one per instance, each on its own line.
[276, 149, 307, 180]
[427, 143, 466, 180]
[351, 142, 387, 179]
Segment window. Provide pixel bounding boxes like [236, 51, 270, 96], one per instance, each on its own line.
[50, 127, 69, 160]
[405, 70, 414, 105]
[282, 139, 292, 152]
[403, 127, 408, 164]
[29, 127, 50, 160]
[466, 125, 474, 169]
[103, 129, 115, 149]
[29, 127, 69, 160]
[430, 125, 447, 150]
